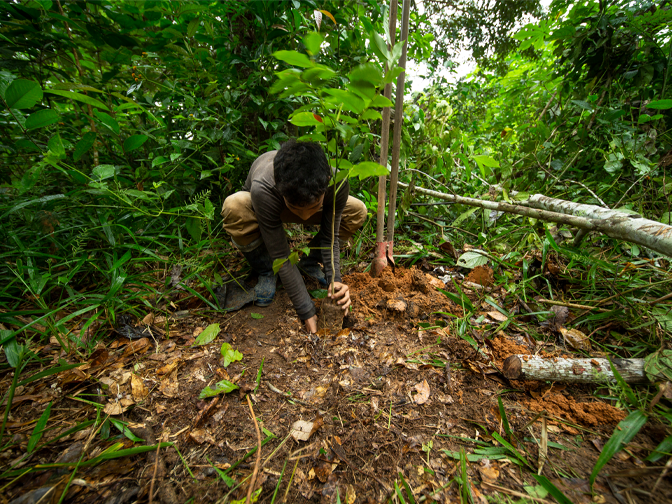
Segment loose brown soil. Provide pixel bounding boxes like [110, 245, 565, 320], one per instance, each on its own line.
[1, 266, 670, 504]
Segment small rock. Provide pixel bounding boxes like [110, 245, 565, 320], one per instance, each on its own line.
[386, 299, 407, 312]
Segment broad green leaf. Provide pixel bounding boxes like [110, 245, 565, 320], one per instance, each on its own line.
[384, 66, 404, 84]
[361, 109, 382, 120]
[660, 212, 672, 225]
[25, 109, 59, 130]
[590, 410, 647, 487]
[389, 40, 404, 65]
[456, 251, 488, 269]
[273, 50, 313, 68]
[195, 323, 220, 345]
[199, 379, 239, 399]
[250, 313, 264, 319]
[349, 63, 383, 87]
[303, 32, 323, 56]
[371, 94, 393, 108]
[27, 402, 52, 453]
[350, 161, 389, 180]
[5, 79, 43, 109]
[272, 257, 288, 274]
[370, 31, 390, 62]
[123, 134, 148, 152]
[92, 164, 116, 181]
[472, 154, 499, 168]
[187, 17, 200, 37]
[93, 110, 120, 134]
[48, 134, 66, 158]
[73, 132, 96, 161]
[301, 65, 336, 85]
[3, 335, 22, 368]
[220, 342, 243, 367]
[46, 89, 110, 111]
[571, 99, 593, 111]
[152, 156, 168, 167]
[647, 99, 672, 110]
[323, 88, 364, 114]
[290, 111, 323, 127]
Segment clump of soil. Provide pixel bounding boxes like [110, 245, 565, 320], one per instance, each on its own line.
[527, 392, 627, 426]
[490, 334, 531, 365]
[317, 297, 344, 334]
[465, 265, 494, 286]
[345, 266, 461, 321]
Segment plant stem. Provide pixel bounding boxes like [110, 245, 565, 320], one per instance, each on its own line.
[0, 358, 23, 444]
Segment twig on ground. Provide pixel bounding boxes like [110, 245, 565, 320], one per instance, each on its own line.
[245, 395, 262, 504]
[407, 211, 478, 238]
[481, 482, 554, 504]
[538, 298, 609, 313]
[149, 442, 161, 504]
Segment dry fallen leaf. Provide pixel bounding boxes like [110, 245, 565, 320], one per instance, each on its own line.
[131, 374, 149, 401]
[104, 402, 131, 415]
[478, 460, 500, 483]
[559, 327, 591, 351]
[157, 361, 179, 376]
[486, 311, 508, 322]
[413, 379, 430, 405]
[189, 428, 216, 445]
[290, 417, 324, 442]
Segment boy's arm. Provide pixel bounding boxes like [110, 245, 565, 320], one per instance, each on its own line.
[250, 184, 316, 321]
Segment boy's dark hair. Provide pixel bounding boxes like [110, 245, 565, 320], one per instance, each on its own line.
[274, 139, 330, 207]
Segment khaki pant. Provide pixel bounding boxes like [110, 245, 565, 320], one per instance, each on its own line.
[221, 191, 367, 247]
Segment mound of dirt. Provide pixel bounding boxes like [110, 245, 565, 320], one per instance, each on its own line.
[345, 267, 461, 321]
[527, 392, 627, 426]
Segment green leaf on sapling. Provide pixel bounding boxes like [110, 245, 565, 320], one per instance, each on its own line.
[199, 380, 239, 399]
[273, 50, 313, 68]
[350, 161, 389, 180]
[303, 32, 323, 56]
[250, 313, 264, 320]
[349, 63, 383, 87]
[220, 343, 243, 367]
[290, 111, 323, 127]
[194, 323, 220, 345]
[323, 88, 364, 114]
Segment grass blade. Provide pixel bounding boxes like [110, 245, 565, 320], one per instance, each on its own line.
[497, 396, 511, 437]
[531, 474, 573, 504]
[27, 402, 51, 453]
[590, 410, 647, 487]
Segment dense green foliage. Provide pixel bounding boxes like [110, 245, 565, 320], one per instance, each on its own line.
[1, 0, 671, 350]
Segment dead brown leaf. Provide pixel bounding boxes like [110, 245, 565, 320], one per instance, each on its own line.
[413, 379, 430, 405]
[290, 416, 324, 442]
[131, 374, 149, 401]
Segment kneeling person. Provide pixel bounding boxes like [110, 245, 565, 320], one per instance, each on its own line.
[221, 140, 367, 333]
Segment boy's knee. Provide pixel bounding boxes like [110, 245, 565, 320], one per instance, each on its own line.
[222, 192, 252, 221]
[348, 197, 367, 228]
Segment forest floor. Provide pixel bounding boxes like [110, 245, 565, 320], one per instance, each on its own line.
[1, 247, 671, 504]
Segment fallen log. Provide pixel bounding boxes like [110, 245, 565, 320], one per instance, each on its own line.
[502, 354, 648, 384]
[399, 182, 672, 257]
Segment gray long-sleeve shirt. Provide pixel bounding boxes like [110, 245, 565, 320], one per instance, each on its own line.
[243, 151, 348, 320]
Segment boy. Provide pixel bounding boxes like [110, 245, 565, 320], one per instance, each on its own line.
[221, 140, 367, 333]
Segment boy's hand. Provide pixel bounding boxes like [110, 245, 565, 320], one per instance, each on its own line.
[329, 282, 351, 312]
[304, 315, 318, 333]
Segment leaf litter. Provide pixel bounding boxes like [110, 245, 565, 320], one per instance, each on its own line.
[1, 263, 670, 503]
